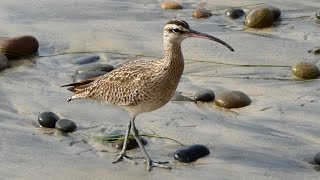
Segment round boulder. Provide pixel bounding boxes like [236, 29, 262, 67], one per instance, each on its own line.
[215, 90, 251, 109]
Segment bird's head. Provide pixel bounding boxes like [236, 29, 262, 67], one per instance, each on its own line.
[163, 19, 234, 51]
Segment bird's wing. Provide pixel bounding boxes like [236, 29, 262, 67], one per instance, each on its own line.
[65, 59, 155, 106]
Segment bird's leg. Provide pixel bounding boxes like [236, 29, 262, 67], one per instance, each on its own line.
[131, 117, 172, 171]
[113, 121, 137, 165]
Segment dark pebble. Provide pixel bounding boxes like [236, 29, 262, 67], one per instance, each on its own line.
[171, 92, 194, 102]
[55, 119, 77, 133]
[225, 8, 244, 19]
[75, 63, 115, 74]
[308, 47, 320, 54]
[316, 9, 320, 19]
[314, 152, 320, 165]
[112, 137, 147, 150]
[38, 111, 60, 128]
[72, 55, 100, 65]
[194, 89, 215, 102]
[174, 144, 210, 163]
[73, 71, 106, 82]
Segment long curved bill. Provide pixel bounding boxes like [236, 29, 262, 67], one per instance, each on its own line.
[188, 29, 234, 52]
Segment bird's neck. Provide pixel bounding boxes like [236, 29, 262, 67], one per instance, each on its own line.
[163, 41, 184, 75]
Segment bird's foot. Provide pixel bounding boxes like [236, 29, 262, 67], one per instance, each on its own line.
[113, 153, 144, 165]
[145, 159, 172, 171]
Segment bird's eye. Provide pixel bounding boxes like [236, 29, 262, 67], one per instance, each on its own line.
[172, 28, 180, 33]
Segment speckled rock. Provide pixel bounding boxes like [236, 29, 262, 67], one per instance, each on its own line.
[292, 62, 320, 79]
[72, 55, 100, 65]
[193, 8, 212, 18]
[215, 91, 251, 109]
[225, 8, 244, 19]
[112, 137, 147, 150]
[161, 1, 183, 9]
[55, 119, 77, 133]
[0, 53, 8, 71]
[0, 35, 39, 57]
[171, 92, 194, 102]
[73, 71, 106, 82]
[316, 9, 320, 19]
[38, 111, 60, 128]
[314, 152, 320, 165]
[245, 8, 274, 28]
[194, 89, 215, 102]
[174, 144, 210, 163]
[75, 63, 114, 74]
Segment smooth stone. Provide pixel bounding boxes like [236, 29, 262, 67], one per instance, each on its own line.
[73, 71, 106, 82]
[314, 152, 320, 165]
[75, 63, 115, 74]
[245, 7, 274, 28]
[247, 5, 281, 20]
[292, 62, 320, 79]
[38, 111, 60, 128]
[215, 91, 251, 109]
[225, 8, 244, 19]
[0, 53, 8, 71]
[308, 47, 320, 54]
[174, 144, 210, 163]
[112, 137, 147, 150]
[160, 1, 183, 9]
[194, 89, 215, 102]
[0, 35, 39, 57]
[55, 119, 77, 133]
[316, 9, 320, 19]
[192, 8, 212, 18]
[171, 92, 194, 102]
[72, 55, 100, 65]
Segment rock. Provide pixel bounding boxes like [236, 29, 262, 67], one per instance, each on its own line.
[245, 7, 274, 28]
[225, 8, 244, 19]
[75, 63, 115, 74]
[0, 35, 39, 57]
[55, 119, 77, 133]
[72, 55, 100, 65]
[215, 90, 251, 109]
[171, 92, 194, 102]
[266, 5, 281, 20]
[192, 8, 212, 18]
[161, 1, 183, 9]
[308, 47, 320, 55]
[0, 53, 8, 71]
[112, 137, 147, 150]
[73, 71, 106, 82]
[292, 62, 320, 79]
[316, 9, 320, 19]
[194, 89, 215, 102]
[315, 152, 320, 165]
[38, 111, 60, 128]
[174, 144, 210, 163]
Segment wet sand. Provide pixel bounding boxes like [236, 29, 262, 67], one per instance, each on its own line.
[1, 0, 320, 179]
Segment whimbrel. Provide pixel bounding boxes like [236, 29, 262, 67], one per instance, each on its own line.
[62, 19, 234, 171]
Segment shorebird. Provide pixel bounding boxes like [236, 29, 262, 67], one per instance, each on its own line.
[62, 19, 234, 171]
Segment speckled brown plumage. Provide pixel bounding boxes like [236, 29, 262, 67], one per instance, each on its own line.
[62, 19, 233, 171]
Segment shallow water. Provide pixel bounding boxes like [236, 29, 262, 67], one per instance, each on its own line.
[1, 0, 320, 179]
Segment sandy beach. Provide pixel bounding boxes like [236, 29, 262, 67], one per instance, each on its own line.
[1, 0, 320, 179]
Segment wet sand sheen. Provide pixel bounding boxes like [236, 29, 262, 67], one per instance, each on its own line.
[0, 0, 320, 179]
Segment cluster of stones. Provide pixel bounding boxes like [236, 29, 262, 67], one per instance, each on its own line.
[38, 111, 77, 133]
[0, 35, 39, 71]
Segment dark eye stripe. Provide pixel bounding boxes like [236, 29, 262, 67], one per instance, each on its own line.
[172, 28, 180, 33]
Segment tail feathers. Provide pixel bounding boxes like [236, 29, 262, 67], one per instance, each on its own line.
[61, 78, 96, 92]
